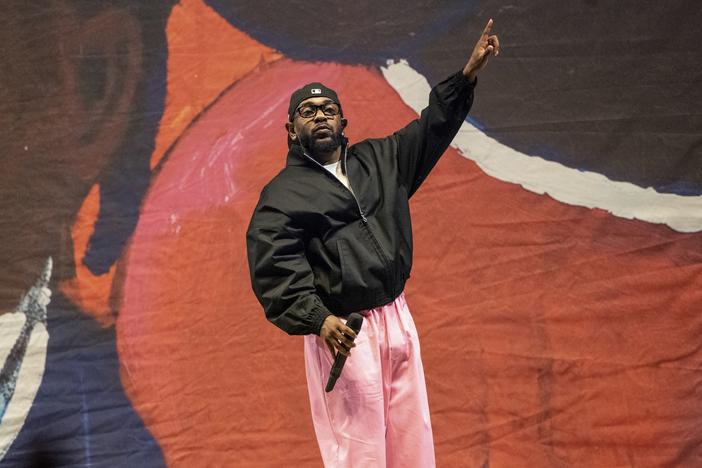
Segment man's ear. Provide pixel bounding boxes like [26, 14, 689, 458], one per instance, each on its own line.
[60, 7, 144, 184]
[285, 121, 297, 141]
[340, 118, 348, 131]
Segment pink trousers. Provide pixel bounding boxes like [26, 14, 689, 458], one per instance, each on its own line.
[304, 292, 436, 468]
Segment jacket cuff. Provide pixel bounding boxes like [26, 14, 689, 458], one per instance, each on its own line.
[457, 70, 477, 88]
[310, 297, 333, 335]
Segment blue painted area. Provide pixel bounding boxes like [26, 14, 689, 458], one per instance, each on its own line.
[466, 115, 486, 132]
[83, 36, 170, 275]
[0, 293, 165, 467]
[655, 182, 702, 197]
[205, 1, 478, 66]
[463, 116, 702, 197]
[79, 370, 92, 467]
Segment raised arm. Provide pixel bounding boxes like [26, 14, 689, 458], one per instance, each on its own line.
[393, 19, 500, 197]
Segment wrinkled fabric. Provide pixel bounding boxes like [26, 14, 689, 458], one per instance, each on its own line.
[304, 293, 435, 468]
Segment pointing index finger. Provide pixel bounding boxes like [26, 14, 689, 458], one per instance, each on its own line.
[481, 18, 494, 39]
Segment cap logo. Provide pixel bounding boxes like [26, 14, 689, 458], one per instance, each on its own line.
[311, 88, 322, 95]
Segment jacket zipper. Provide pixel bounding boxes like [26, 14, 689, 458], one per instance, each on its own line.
[302, 146, 394, 297]
[302, 145, 367, 223]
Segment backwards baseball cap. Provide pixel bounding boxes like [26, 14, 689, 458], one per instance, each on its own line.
[288, 82, 342, 121]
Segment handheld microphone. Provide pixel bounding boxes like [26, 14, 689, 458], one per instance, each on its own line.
[325, 313, 363, 392]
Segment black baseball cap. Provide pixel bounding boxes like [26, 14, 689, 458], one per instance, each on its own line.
[288, 82, 342, 121]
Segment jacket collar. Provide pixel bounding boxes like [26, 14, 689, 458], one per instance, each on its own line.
[285, 143, 311, 167]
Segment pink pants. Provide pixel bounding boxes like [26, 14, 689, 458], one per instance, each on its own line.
[304, 292, 436, 468]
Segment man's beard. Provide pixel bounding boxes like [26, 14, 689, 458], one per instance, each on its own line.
[299, 127, 344, 157]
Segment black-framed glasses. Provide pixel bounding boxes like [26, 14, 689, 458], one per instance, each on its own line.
[296, 102, 340, 119]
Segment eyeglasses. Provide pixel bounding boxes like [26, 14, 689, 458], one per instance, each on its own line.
[295, 102, 340, 119]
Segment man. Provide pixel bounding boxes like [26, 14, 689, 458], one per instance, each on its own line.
[247, 19, 499, 467]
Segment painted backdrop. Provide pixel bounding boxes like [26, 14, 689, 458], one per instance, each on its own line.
[1, 1, 701, 466]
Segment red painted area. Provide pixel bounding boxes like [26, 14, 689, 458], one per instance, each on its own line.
[61, 0, 282, 324]
[61, 185, 117, 327]
[151, 0, 282, 169]
[119, 56, 702, 468]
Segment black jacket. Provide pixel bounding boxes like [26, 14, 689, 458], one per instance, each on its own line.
[246, 70, 475, 335]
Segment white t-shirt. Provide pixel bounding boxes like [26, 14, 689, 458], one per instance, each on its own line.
[323, 160, 354, 194]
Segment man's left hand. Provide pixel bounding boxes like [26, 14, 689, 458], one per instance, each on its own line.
[463, 18, 500, 82]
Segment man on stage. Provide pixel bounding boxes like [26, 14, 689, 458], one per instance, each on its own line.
[247, 19, 500, 467]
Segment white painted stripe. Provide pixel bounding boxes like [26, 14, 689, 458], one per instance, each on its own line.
[0, 258, 52, 460]
[0, 323, 48, 459]
[380, 60, 702, 233]
[0, 314, 26, 366]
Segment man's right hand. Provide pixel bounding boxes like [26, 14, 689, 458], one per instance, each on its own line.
[320, 315, 357, 358]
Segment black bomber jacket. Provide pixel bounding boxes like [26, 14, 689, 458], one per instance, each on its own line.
[246, 70, 475, 335]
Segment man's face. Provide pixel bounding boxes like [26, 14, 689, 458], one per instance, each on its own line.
[289, 97, 345, 155]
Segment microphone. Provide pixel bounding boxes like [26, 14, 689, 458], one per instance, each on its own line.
[325, 313, 364, 392]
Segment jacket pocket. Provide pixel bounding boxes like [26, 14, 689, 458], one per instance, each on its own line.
[336, 239, 371, 304]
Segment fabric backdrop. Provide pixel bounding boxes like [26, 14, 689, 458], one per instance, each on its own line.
[1, 1, 701, 466]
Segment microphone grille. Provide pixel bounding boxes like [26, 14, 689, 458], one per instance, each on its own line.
[346, 313, 364, 333]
